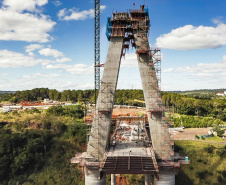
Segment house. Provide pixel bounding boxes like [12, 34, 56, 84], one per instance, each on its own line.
[44, 99, 53, 103]
[216, 92, 225, 96]
[2, 105, 22, 112]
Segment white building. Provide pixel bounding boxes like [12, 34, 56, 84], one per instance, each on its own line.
[216, 92, 225, 96]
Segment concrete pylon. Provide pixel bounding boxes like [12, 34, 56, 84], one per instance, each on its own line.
[85, 169, 106, 185]
[133, 32, 173, 160]
[145, 174, 150, 185]
[85, 37, 124, 184]
[86, 37, 124, 161]
[154, 172, 175, 185]
[111, 174, 116, 185]
[85, 5, 175, 185]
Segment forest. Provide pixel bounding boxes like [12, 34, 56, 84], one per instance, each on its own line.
[0, 104, 225, 184]
[0, 88, 226, 122]
[0, 88, 225, 184]
[0, 105, 87, 185]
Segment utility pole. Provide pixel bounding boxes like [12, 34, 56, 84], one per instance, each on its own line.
[94, 0, 100, 104]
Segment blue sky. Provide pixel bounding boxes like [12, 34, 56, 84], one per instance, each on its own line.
[0, 0, 226, 91]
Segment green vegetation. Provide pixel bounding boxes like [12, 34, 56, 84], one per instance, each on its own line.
[175, 89, 226, 99]
[175, 141, 226, 185]
[1, 88, 225, 123]
[204, 135, 224, 142]
[0, 105, 86, 185]
[0, 88, 225, 184]
[161, 92, 226, 121]
[0, 104, 226, 184]
[0, 88, 95, 103]
[213, 125, 225, 137]
[173, 115, 223, 128]
[46, 105, 84, 119]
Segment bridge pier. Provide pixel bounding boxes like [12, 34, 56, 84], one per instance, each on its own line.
[85, 169, 106, 185]
[111, 174, 116, 185]
[145, 174, 150, 185]
[154, 171, 175, 185]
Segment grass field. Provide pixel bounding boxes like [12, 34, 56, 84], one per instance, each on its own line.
[205, 135, 224, 142]
[175, 141, 226, 185]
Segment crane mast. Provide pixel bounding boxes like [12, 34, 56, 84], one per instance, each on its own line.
[94, 0, 100, 102]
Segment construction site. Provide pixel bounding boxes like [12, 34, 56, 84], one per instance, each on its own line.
[71, 3, 189, 185]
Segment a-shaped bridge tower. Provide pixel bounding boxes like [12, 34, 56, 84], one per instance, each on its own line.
[71, 5, 189, 185]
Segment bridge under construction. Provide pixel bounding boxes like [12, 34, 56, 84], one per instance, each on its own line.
[71, 5, 189, 185]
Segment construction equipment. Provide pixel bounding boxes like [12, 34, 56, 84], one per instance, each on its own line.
[94, 0, 100, 103]
[134, 99, 145, 104]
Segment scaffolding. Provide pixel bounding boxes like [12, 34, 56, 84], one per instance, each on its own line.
[150, 48, 161, 90]
[73, 6, 189, 183]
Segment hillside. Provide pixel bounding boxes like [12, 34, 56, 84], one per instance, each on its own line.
[0, 91, 15, 94]
[169, 89, 226, 94]
[0, 109, 225, 184]
[0, 98, 225, 184]
[175, 141, 226, 185]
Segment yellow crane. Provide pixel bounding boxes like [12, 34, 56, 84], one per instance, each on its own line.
[133, 99, 145, 104]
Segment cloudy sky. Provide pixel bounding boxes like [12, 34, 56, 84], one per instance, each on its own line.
[0, 0, 225, 91]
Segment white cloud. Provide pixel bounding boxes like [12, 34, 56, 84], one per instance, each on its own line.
[39, 48, 64, 58]
[77, 83, 94, 89]
[163, 68, 174, 73]
[163, 55, 226, 81]
[22, 73, 60, 79]
[38, 57, 72, 66]
[100, 5, 106, 10]
[44, 63, 69, 69]
[212, 16, 224, 25]
[0, 73, 9, 76]
[0, 74, 95, 91]
[25, 44, 44, 52]
[0, 9, 56, 42]
[44, 63, 94, 74]
[58, 8, 94, 21]
[120, 52, 161, 68]
[121, 53, 138, 68]
[53, 0, 62, 7]
[0, 49, 71, 69]
[56, 57, 72, 63]
[58, 5, 106, 21]
[0, 0, 56, 43]
[0, 49, 39, 68]
[0, 77, 79, 91]
[67, 64, 93, 74]
[223, 55, 226, 61]
[2, 0, 48, 12]
[156, 22, 226, 50]
[175, 61, 226, 74]
[28, 52, 35, 56]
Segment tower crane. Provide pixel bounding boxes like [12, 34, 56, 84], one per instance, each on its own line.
[94, 0, 100, 103]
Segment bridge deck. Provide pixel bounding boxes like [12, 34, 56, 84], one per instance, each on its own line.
[102, 156, 157, 174]
[101, 122, 159, 174]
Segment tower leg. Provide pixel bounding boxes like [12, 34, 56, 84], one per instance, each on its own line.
[85, 169, 106, 185]
[111, 174, 116, 185]
[86, 37, 124, 161]
[154, 172, 175, 185]
[145, 174, 150, 185]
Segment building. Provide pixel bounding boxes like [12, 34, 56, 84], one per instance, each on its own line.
[216, 91, 226, 96]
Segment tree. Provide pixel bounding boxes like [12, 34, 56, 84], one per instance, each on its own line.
[213, 125, 224, 137]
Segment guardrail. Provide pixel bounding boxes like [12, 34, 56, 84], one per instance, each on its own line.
[150, 146, 159, 172]
[105, 151, 152, 157]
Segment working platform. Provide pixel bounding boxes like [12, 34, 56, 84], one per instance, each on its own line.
[108, 122, 152, 156]
[101, 122, 159, 175]
[102, 156, 156, 174]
